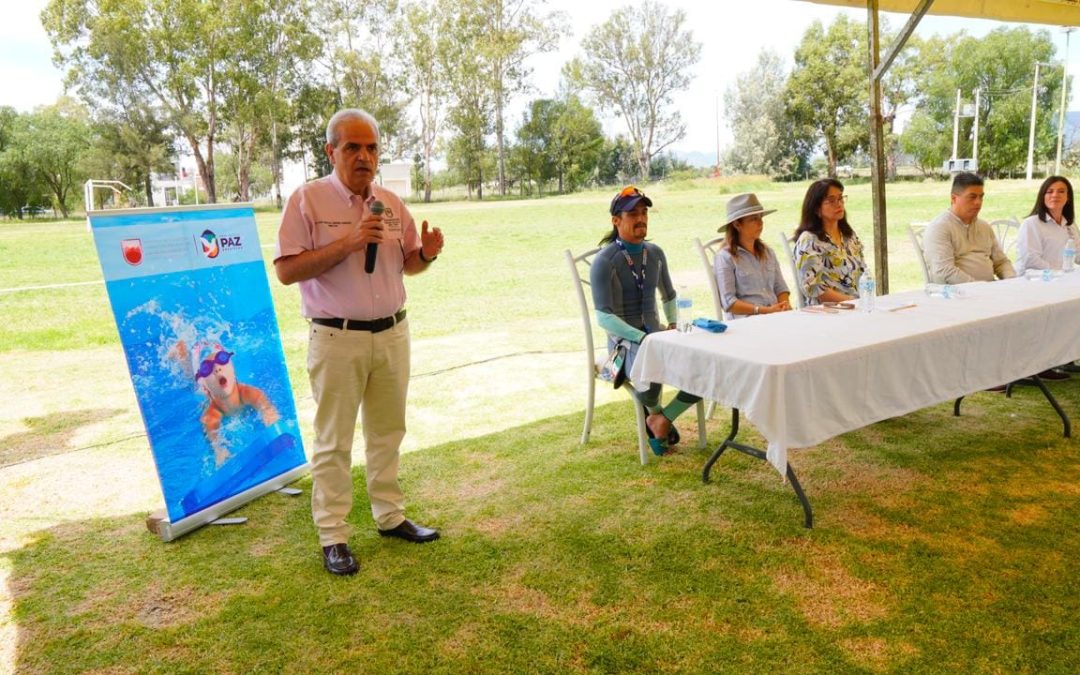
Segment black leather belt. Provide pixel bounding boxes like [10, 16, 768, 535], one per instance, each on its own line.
[311, 309, 406, 333]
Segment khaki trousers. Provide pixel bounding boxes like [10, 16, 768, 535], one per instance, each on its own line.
[307, 319, 410, 546]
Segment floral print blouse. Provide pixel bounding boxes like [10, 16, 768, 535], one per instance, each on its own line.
[793, 230, 868, 302]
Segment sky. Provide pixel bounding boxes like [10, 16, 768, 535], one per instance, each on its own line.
[3, 0, 1078, 159]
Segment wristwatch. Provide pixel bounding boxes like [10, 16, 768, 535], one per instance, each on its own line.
[419, 249, 438, 263]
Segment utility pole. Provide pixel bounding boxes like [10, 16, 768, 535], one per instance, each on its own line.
[1056, 28, 1074, 176]
[715, 91, 721, 173]
[973, 88, 981, 165]
[952, 89, 962, 160]
[1027, 62, 1044, 180]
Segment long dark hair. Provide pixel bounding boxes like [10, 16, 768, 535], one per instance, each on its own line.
[599, 224, 619, 246]
[794, 178, 854, 242]
[1029, 175, 1074, 226]
[724, 219, 767, 260]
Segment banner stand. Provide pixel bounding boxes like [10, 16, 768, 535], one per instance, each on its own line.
[146, 464, 309, 542]
[89, 203, 309, 543]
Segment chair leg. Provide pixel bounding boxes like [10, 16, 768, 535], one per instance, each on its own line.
[582, 373, 596, 444]
[705, 400, 716, 420]
[695, 400, 707, 449]
[631, 389, 649, 465]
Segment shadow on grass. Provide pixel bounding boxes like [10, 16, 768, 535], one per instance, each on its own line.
[4, 396, 1080, 673]
[0, 408, 127, 468]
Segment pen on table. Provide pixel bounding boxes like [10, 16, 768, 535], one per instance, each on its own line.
[887, 303, 917, 312]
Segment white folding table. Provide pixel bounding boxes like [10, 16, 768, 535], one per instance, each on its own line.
[630, 276, 1080, 527]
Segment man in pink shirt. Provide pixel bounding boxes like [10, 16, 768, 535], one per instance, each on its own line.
[275, 109, 445, 576]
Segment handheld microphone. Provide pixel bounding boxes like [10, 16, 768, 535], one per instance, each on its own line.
[364, 200, 384, 274]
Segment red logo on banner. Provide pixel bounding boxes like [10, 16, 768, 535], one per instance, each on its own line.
[121, 238, 143, 266]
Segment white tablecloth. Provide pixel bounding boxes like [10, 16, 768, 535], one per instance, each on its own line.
[629, 276, 1080, 475]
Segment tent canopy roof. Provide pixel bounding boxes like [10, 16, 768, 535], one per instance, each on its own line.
[795, 0, 1080, 27]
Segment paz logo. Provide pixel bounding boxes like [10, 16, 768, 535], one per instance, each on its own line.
[120, 238, 143, 266]
[198, 229, 220, 259]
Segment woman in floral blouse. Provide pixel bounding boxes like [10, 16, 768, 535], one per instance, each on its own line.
[793, 178, 868, 304]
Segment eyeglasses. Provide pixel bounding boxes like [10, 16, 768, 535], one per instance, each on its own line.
[823, 195, 847, 206]
[196, 350, 233, 380]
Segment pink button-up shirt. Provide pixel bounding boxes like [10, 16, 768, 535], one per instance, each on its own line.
[275, 173, 420, 320]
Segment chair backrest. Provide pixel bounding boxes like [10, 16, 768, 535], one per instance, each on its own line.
[565, 247, 602, 373]
[991, 218, 1020, 260]
[693, 236, 728, 320]
[776, 230, 806, 309]
[908, 222, 931, 285]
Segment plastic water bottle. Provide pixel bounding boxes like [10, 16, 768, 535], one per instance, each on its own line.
[1063, 240, 1076, 273]
[925, 283, 957, 298]
[676, 286, 693, 332]
[858, 270, 875, 312]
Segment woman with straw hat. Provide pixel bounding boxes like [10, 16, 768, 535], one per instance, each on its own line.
[714, 193, 792, 319]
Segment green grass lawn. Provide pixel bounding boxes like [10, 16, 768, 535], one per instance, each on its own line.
[1, 177, 1078, 672]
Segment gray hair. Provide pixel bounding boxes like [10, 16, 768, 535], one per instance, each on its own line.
[325, 109, 381, 147]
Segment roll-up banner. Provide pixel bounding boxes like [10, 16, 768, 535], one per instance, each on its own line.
[88, 204, 307, 541]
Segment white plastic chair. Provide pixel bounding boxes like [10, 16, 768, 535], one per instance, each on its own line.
[565, 247, 650, 463]
[693, 236, 730, 421]
[991, 218, 1021, 260]
[777, 231, 807, 308]
[693, 236, 729, 321]
[565, 247, 706, 464]
[908, 222, 931, 284]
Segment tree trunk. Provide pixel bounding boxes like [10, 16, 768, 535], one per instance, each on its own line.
[496, 95, 506, 196]
[145, 173, 154, 207]
[271, 111, 282, 209]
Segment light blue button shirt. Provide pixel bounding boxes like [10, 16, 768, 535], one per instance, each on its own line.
[714, 245, 789, 319]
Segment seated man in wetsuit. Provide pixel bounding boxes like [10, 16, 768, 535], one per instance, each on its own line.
[590, 185, 701, 455]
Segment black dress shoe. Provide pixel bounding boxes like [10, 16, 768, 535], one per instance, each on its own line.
[322, 543, 359, 575]
[378, 519, 440, 543]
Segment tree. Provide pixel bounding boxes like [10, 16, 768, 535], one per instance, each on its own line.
[878, 31, 924, 179]
[215, 150, 273, 201]
[395, 0, 452, 203]
[43, 0, 229, 202]
[724, 49, 811, 178]
[952, 27, 1061, 176]
[468, 0, 566, 196]
[17, 100, 91, 217]
[514, 99, 559, 193]
[900, 28, 1062, 177]
[786, 16, 868, 179]
[595, 136, 638, 186]
[219, 0, 319, 204]
[311, 0, 411, 156]
[899, 111, 950, 176]
[441, 6, 494, 199]
[0, 108, 51, 218]
[515, 94, 604, 194]
[567, 1, 701, 180]
[83, 103, 176, 206]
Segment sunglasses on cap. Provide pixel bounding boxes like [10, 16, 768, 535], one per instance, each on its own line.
[618, 185, 642, 198]
[196, 350, 234, 380]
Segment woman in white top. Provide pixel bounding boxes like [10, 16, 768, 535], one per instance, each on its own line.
[1016, 176, 1077, 274]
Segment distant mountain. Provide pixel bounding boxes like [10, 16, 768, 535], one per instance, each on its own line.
[672, 150, 718, 168]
